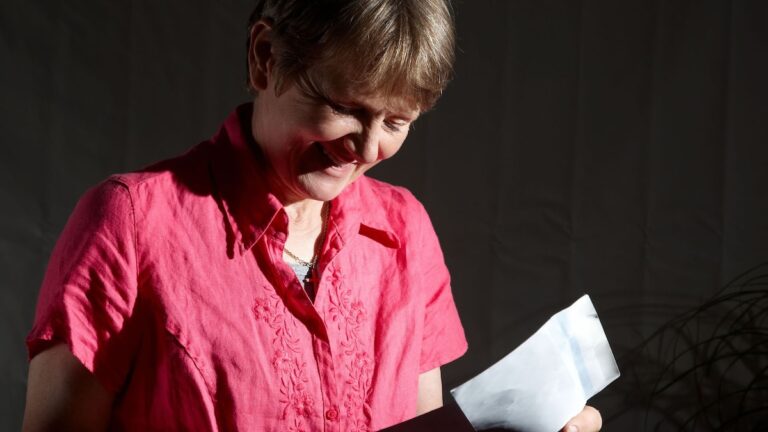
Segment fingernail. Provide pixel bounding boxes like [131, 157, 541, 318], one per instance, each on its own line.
[567, 426, 578, 432]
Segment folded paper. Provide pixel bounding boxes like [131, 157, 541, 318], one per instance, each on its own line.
[451, 295, 620, 432]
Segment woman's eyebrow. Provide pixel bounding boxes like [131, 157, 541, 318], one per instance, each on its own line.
[337, 97, 418, 120]
[308, 84, 418, 120]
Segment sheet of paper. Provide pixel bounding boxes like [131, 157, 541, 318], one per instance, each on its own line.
[450, 295, 620, 432]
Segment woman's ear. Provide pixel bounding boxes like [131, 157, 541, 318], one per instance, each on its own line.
[247, 20, 275, 92]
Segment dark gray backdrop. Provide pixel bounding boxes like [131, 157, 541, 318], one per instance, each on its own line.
[2, 1, 767, 430]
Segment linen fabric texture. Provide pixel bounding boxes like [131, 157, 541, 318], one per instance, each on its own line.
[26, 104, 468, 431]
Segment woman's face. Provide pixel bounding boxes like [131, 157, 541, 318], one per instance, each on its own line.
[251, 77, 419, 204]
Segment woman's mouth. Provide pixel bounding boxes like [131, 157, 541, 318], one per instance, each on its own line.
[318, 143, 354, 168]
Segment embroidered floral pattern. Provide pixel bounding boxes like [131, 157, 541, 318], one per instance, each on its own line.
[327, 264, 373, 431]
[253, 294, 314, 431]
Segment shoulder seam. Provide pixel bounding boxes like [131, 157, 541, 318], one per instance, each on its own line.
[106, 178, 140, 289]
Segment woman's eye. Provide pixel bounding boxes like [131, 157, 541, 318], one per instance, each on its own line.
[384, 119, 408, 132]
[329, 103, 356, 116]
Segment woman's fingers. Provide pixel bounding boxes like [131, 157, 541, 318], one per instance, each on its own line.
[561, 405, 602, 432]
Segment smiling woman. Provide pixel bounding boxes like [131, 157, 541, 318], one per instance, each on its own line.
[245, 0, 440, 207]
[22, 1, 601, 431]
[249, 51, 419, 204]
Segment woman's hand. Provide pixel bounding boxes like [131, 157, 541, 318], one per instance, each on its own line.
[560, 405, 601, 432]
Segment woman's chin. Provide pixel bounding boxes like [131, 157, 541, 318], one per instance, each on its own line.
[300, 172, 355, 202]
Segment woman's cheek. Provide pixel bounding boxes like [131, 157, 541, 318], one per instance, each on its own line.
[380, 135, 407, 160]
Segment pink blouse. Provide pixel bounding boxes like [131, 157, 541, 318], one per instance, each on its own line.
[27, 104, 467, 431]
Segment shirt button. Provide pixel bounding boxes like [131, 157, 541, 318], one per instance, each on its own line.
[325, 408, 338, 421]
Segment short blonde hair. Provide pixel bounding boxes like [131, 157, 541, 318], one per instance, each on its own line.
[247, 0, 456, 111]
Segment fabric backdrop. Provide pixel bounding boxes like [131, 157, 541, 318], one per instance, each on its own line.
[2, 1, 766, 430]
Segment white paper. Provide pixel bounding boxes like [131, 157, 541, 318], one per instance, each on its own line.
[450, 295, 620, 432]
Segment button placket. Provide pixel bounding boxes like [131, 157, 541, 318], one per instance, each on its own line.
[311, 333, 340, 431]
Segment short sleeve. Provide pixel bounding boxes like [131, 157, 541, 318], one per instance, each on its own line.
[26, 178, 140, 393]
[415, 201, 468, 373]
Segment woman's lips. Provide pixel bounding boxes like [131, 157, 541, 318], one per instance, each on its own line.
[318, 143, 355, 168]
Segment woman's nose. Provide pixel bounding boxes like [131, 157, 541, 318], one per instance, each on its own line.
[349, 122, 382, 164]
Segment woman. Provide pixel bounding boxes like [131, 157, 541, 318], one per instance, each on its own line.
[24, 1, 602, 430]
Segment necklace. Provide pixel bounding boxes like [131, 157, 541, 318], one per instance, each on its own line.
[283, 248, 316, 268]
[283, 202, 330, 284]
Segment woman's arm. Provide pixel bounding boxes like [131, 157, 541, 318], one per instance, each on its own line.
[416, 367, 443, 415]
[23, 344, 113, 432]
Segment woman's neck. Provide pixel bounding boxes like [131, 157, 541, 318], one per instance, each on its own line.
[284, 199, 325, 234]
[281, 199, 329, 263]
